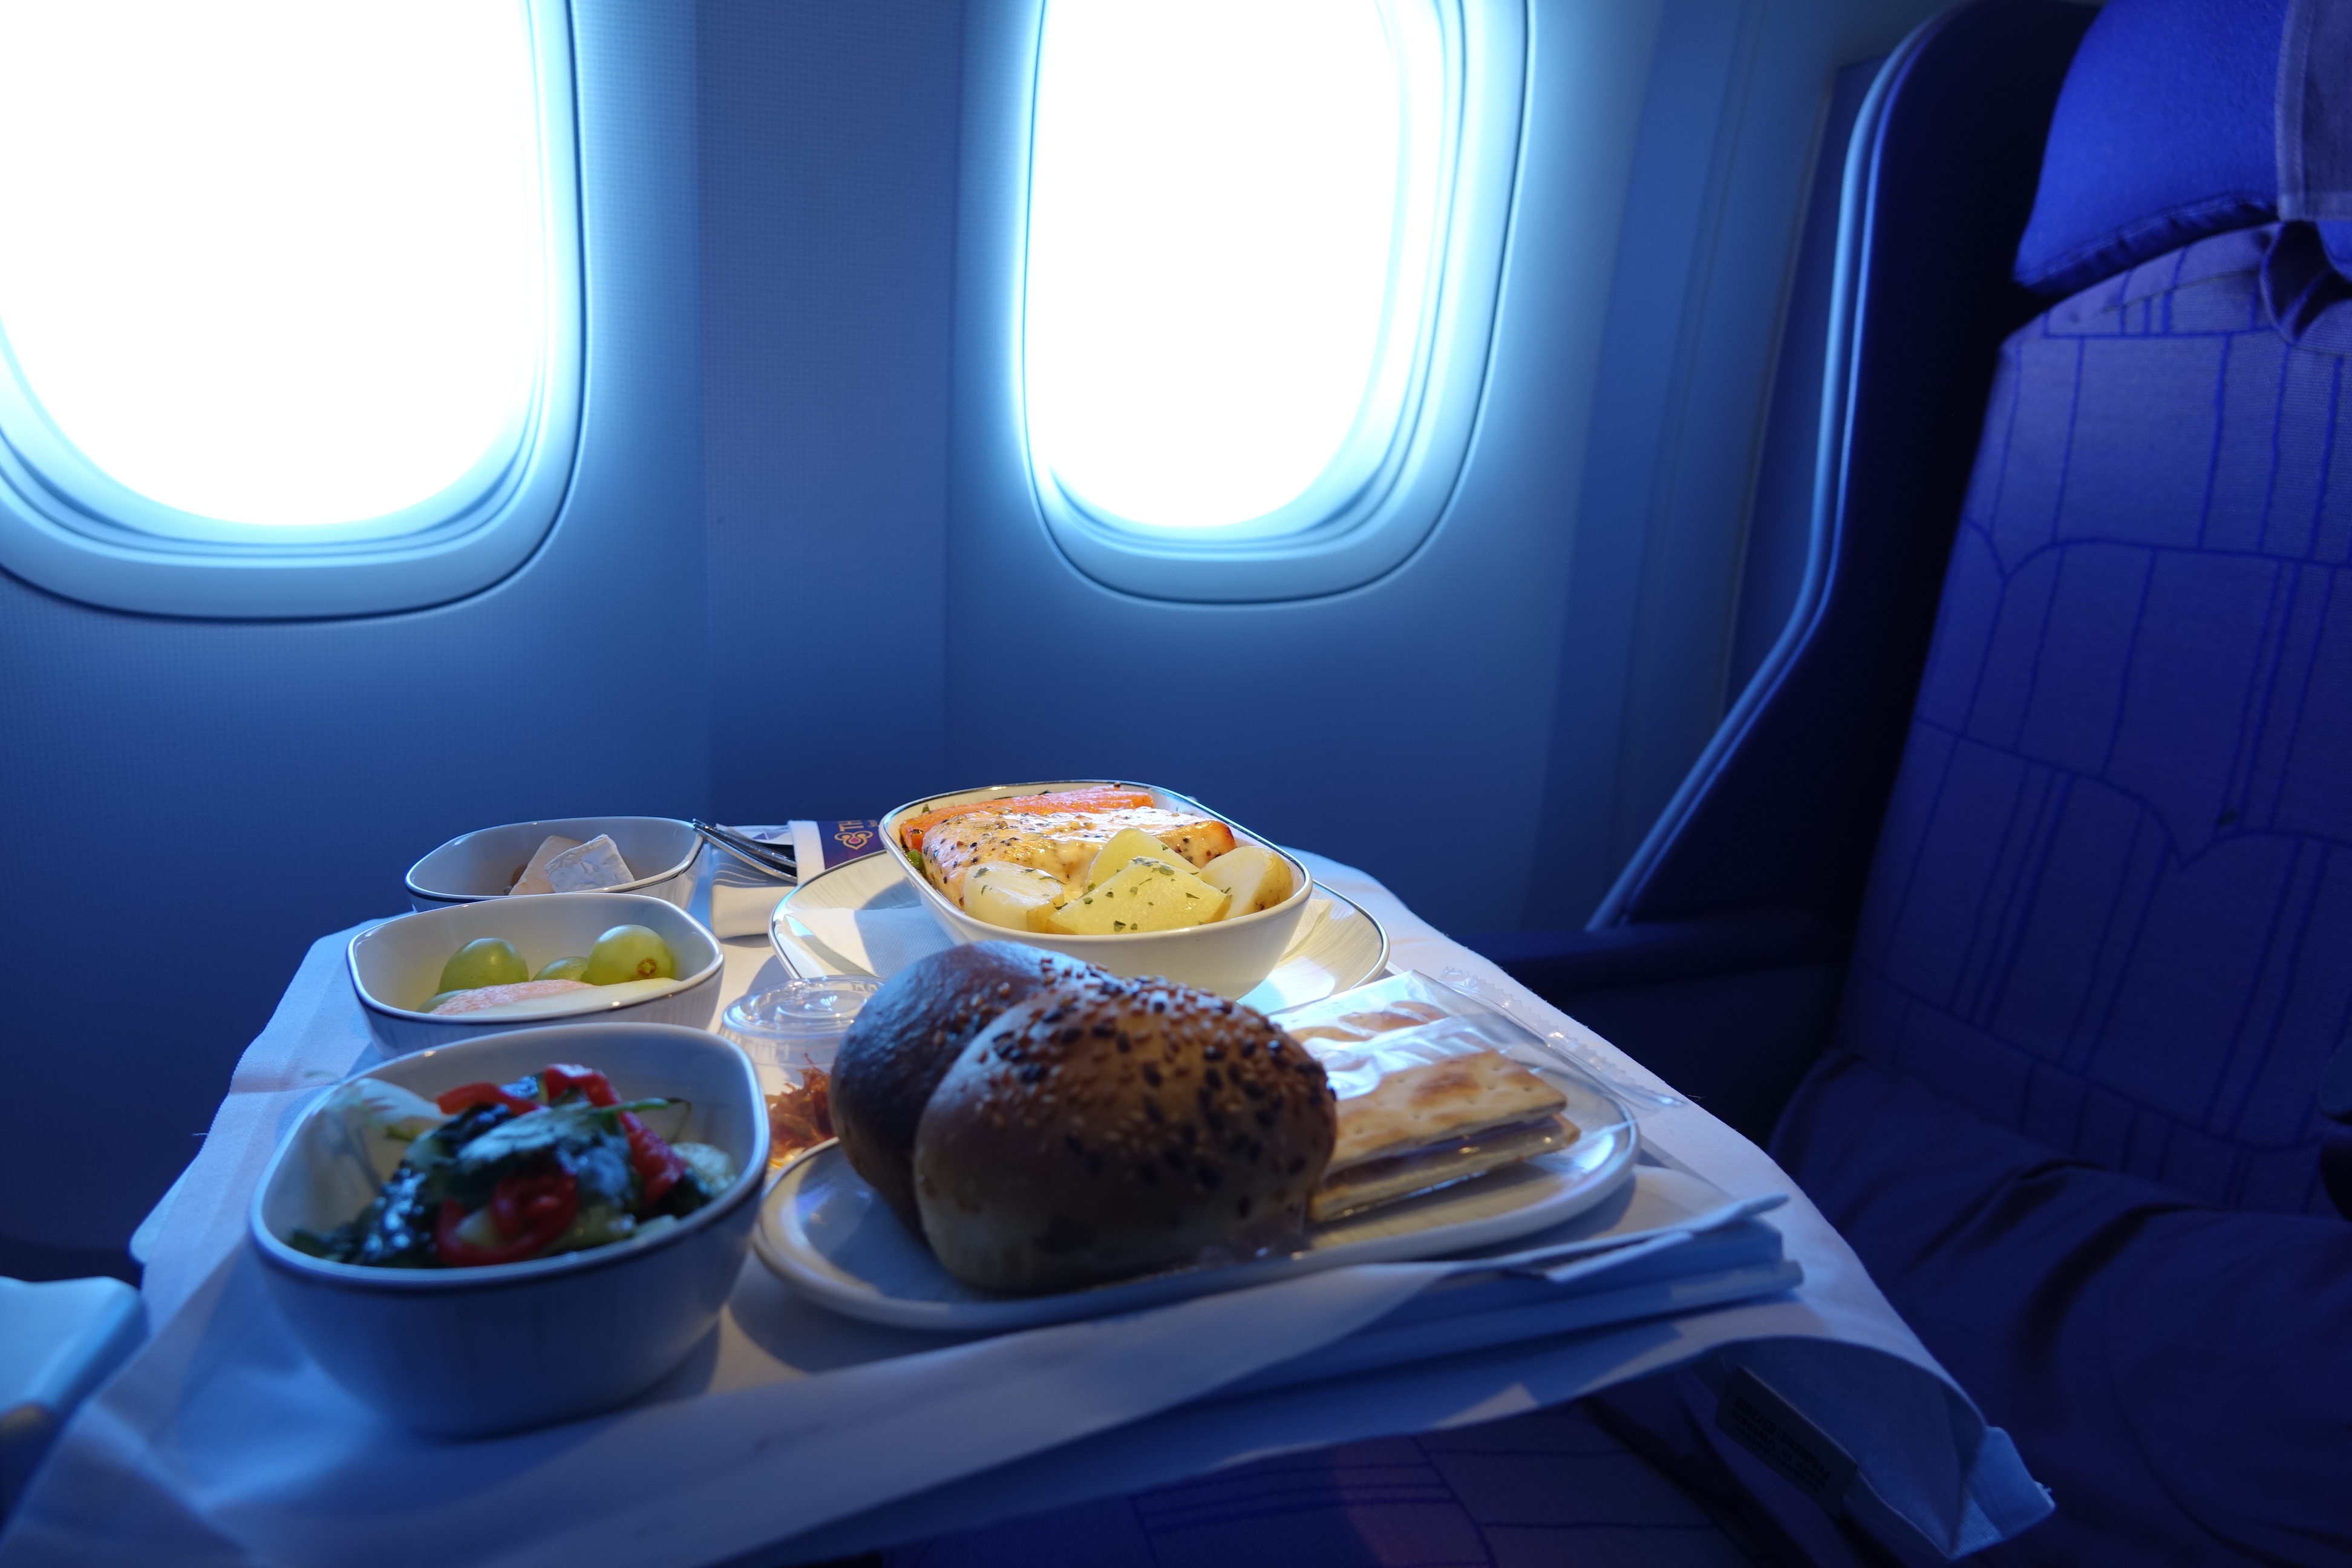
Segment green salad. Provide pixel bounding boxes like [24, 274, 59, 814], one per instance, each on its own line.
[294, 1063, 738, 1269]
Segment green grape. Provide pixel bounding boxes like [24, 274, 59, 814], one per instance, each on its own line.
[535, 955, 590, 982]
[584, 924, 676, 985]
[438, 938, 527, 993]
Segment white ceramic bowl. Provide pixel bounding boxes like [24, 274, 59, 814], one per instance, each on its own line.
[405, 815, 702, 911]
[250, 1022, 768, 1436]
[350, 892, 724, 1055]
[880, 779, 1314, 999]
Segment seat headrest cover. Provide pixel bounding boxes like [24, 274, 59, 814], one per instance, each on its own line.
[2279, 0, 2352, 222]
[2014, 0, 2286, 296]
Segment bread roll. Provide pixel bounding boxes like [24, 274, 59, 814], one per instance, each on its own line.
[912, 975, 1336, 1294]
[831, 942, 1098, 1232]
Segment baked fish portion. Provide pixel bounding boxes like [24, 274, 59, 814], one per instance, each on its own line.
[920, 806, 1236, 908]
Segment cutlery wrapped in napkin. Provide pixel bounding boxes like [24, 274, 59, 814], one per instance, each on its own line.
[710, 820, 887, 937]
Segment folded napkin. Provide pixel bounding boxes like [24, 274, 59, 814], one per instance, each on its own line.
[708, 820, 887, 938]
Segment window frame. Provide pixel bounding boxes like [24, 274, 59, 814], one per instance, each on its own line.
[1018, 0, 1523, 603]
[0, 0, 583, 619]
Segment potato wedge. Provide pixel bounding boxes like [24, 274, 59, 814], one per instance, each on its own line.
[1083, 828, 1174, 891]
[962, 861, 1067, 931]
[1045, 855, 1230, 933]
[1200, 843, 1294, 919]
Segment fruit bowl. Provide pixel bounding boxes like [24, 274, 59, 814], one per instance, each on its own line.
[349, 892, 724, 1055]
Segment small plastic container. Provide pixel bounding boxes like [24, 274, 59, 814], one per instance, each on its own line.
[720, 978, 878, 1094]
[722, 979, 877, 1171]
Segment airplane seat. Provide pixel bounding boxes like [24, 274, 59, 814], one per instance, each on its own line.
[1557, 0, 2352, 1560]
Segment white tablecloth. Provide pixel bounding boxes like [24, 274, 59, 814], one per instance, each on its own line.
[0, 854, 2050, 1565]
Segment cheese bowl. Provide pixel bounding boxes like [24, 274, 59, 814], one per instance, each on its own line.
[250, 1022, 766, 1436]
[350, 892, 724, 1055]
[404, 815, 701, 912]
[878, 780, 1314, 999]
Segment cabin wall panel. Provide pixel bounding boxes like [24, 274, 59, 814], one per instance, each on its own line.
[699, 0, 964, 822]
[1523, 0, 1956, 929]
[0, 0, 707, 1253]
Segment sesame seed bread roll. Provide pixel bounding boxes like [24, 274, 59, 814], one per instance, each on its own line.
[832, 942, 1100, 1234]
[912, 975, 1336, 1295]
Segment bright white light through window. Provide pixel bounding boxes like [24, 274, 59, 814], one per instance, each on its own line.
[0, 1, 545, 532]
[1025, 0, 1446, 532]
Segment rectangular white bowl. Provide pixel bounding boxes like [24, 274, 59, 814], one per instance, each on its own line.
[404, 815, 702, 912]
[349, 892, 724, 1055]
[878, 779, 1313, 999]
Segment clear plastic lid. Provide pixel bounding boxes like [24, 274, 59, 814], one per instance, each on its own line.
[720, 978, 878, 1085]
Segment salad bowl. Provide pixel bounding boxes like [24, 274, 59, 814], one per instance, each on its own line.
[249, 1022, 767, 1436]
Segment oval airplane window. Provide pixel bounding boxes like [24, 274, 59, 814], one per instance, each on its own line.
[0, 0, 581, 618]
[1021, 0, 1521, 601]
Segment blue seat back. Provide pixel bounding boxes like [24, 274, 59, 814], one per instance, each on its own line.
[1837, 0, 2352, 1214]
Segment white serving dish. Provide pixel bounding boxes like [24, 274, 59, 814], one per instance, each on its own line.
[249, 1022, 768, 1436]
[754, 1056, 1638, 1331]
[875, 779, 1317, 999]
[349, 892, 724, 1055]
[773, 853, 1390, 1015]
[404, 815, 702, 911]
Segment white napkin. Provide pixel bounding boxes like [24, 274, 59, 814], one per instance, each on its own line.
[706, 823, 800, 939]
[0, 1174, 1788, 1568]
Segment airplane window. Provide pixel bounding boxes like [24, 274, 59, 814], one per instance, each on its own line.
[0, 0, 581, 618]
[1020, 0, 1519, 599]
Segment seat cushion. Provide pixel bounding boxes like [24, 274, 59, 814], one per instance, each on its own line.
[1834, 223, 2352, 1216]
[1774, 1050, 2352, 1566]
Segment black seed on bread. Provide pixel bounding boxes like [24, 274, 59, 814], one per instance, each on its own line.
[831, 942, 1100, 1233]
[911, 973, 1337, 1294]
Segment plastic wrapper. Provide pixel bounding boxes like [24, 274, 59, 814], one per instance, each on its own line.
[1271, 973, 1642, 1220]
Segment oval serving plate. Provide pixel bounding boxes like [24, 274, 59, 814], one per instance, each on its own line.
[771, 851, 1389, 1014]
[751, 1065, 1636, 1332]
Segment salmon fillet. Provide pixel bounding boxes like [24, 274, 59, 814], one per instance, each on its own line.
[920, 806, 1236, 908]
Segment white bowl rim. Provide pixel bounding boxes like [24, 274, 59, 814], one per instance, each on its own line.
[878, 778, 1313, 947]
[250, 1022, 768, 1293]
[348, 892, 725, 1025]
[403, 815, 702, 904]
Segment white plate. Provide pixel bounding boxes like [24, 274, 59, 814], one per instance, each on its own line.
[769, 852, 1390, 1014]
[752, 1073, 1638, 1331]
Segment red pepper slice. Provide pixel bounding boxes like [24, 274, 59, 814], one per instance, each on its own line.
[541, 1063, 618, 1108]
[620, 1111, 687, 1207]
[434, 1166, 580, 1267]
[434, 1082, 542, 1117]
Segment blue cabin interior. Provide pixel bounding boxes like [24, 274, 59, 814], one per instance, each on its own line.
[5, 0, 1950, 1269]
[7, 1, 2351, 1562]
